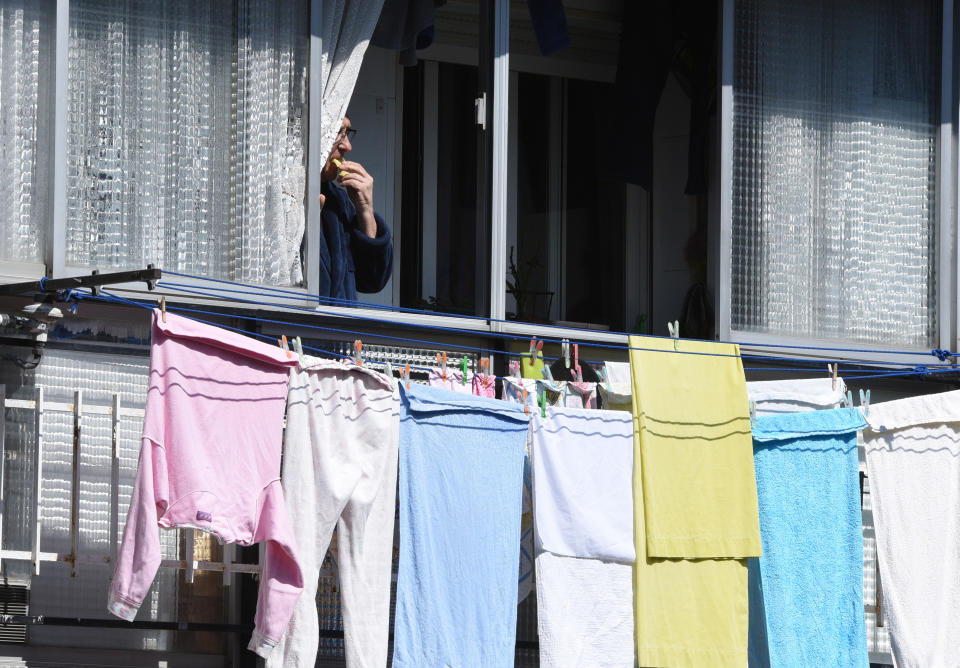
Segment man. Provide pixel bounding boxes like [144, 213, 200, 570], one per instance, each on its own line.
[317, 116, 393, 300]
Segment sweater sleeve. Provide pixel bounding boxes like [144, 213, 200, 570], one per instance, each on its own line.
[107, 439, 165, 621]
[350, 213, 394, 294]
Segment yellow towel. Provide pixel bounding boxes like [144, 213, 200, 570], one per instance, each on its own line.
[520, 349, 545, 379]
[630, 335, 761, 558]
[629, 335, 760, 667]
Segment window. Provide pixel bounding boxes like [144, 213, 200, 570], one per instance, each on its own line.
[0, 1, 54, 265]
[731, 0, 941, 348]
[65, 0, 308, 285]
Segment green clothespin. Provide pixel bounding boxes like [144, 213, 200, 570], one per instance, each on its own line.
[460, 356, 469, 384]
[538, 388, 546, 418]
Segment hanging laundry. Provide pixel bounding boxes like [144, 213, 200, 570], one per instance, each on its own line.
[108, 311, 301, 658]
[563, 381, 597, 409]
[530, 407, 634, 667]
[749, 408, 869, 668]
[500, 375, 539, 602]
[747, 376, 847, 415]
[862, 390, 960, 667]
[521, 348, 545, 379]
[393, 385, 528, 668]
[598, 360, 631, 412]
[266, 358, 399, 668]
[427, 365, 471, 393]
[549, 357, 601, 382]
[629, 335, 761, 668]
[472, 372, 496, 398]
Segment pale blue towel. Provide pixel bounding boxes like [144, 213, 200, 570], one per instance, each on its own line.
[749, 407, 869, 668]
[393, 384, 528, 668]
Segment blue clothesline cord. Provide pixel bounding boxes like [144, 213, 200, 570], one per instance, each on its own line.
[149, 280, 959, 369]
[75, 288, 960, 385]
[160, 269, 952, 359]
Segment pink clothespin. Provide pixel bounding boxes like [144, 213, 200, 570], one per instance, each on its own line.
[529, 338, 542, 363]
[573, 343, 582, 382]
[510, 360, 521, 379]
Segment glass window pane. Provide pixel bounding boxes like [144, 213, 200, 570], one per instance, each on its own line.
[66, 0, 308, 285]
[732, 0, 940, 347]
[0, 0, 54, 264]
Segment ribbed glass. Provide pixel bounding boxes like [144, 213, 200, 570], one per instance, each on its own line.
[0, 1, 52, 263]
[732, 0, 940, 347]
[66, 0, 308, 285]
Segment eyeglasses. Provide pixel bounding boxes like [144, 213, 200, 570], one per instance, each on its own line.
[335, 127, 357, 143]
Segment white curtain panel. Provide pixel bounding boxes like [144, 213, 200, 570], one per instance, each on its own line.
[732, 0, 939, 347]
[0, 1, 52, 263]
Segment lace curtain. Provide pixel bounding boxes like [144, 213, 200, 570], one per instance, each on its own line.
[66, 0, 308, 285]
[732, 0, 940, 348]
[0, 1, 52, 264]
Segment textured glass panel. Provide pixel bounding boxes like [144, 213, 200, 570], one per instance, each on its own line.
[66, 0, 308, 285]
[732, 0, 939, 347]
[0, 1, 53, 263]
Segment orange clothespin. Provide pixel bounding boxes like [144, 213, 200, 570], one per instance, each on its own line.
[402, 363, 411, 390]
[522, 387, 530, 415]
[159, 296, 167, 323]
[437, 352, 448, 380]
[281, 335, 292, 359]
[353, 339, 363, 366]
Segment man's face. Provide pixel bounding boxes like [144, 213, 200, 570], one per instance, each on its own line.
[322, 117, 354, 182]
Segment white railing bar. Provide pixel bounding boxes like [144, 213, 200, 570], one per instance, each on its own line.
[222, 543, 235, 587]
[32, 386, 43, 576]
[184, 529, 195, 584]
[0, 383, 6, 575]
[70, 390, 82, 578]
[110, 394, 120, 569]
[2, 398, 144, 418]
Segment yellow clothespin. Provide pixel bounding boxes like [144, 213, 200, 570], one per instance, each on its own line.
[293, 336, 305, 366]
[384, 360, 396, 390]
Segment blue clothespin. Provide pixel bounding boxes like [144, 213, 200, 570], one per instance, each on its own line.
[859, 389, 871, 416]
[542, 365, 553, 381]
[844, 390, 853, 408]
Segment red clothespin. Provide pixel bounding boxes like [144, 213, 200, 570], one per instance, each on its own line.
[353, 339, 363, 366]
[529, 338, 542, 363]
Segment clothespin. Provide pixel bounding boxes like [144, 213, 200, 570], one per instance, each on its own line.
[859, 389, 871, 416]
[749, 400, 757, 424]
[528, 338, 542, 363]
[292, 336, 305, 366]
[159, 296, 167, 323]
[280, 335, 292, 359]
[538, 387, 546, 418]
[523, 387, 530, 415]
[436, 352, 448, 380]
[402, 363, 411, 390]
[844, 390, 853, 408]
[542, 365, 553, 381]
[510, 360, 521, 379]
[353, 339, 363, 366]
[562, 339, 571, 368]
[480, 358, 489, 375]
[667, 320, 680, 350]
[573, 344, 582, 382]
[384, 360, 396, 390]
[828, 363, 838, 391]
[460, 356, 469, 384]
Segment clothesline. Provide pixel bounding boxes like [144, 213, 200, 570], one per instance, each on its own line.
[161, 269, 954, 359]
[62, 288, 960, 383]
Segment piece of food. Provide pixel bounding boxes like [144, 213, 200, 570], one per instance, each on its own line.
[332, 158, 349, 178]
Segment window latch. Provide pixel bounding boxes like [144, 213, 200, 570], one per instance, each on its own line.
[474, 93, 486, 130]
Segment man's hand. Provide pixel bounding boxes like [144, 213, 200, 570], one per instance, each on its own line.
[339, 161, 377, 238]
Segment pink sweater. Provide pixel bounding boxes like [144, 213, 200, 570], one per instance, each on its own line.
[108, 310, 302, 657]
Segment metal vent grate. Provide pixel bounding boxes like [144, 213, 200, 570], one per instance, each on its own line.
[0, 582, 29, 644]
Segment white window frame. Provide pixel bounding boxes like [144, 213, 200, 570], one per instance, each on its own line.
[718, 0, 957, 365]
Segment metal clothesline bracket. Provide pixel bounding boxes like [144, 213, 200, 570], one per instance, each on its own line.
[0, 266, 162, 298]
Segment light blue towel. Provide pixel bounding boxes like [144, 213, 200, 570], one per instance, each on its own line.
[749, 407, 869, 668]
[393, 384, 529, 668]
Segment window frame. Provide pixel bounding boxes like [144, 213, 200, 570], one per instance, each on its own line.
[717, 0, 957, 364]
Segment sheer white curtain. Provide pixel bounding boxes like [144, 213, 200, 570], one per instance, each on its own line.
[0, 0, 52, 264]
[732, 0, 939, 348]
[66, 0, 309, 285]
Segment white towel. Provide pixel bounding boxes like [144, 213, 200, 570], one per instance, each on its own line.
[747, 376, 847, 416]
[531, 407, 635, 562]
[535, 552, 635, 668]
[863, 390, 960, 668]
